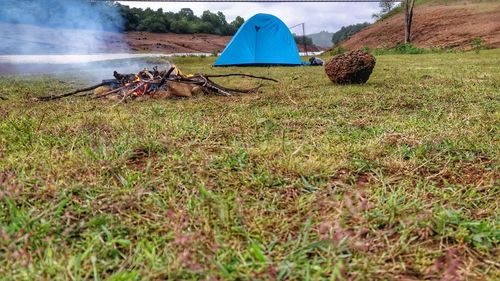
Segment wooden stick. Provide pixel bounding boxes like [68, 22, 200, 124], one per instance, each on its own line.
[203, 73, 278, 83]
[164, 75, 260, 96]
[111, 82, 145, 108]
[91, 86, 124, 99]
[38, 82, 107, 101]
[143, 69, 154, 80]
[159, 66, 176, 86]
[205, 77, 260, 94]
[74, 91, 97, 98]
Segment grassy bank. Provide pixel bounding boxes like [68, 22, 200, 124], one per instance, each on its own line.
[0, 50, 499, 280]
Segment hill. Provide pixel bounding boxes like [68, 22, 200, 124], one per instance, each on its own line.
[308, 31, 334, 48]
[331, 23, 370, 47]
[341, 1, 500, 50]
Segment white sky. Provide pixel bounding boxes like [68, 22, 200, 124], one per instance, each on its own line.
[116, 1, 380, 34]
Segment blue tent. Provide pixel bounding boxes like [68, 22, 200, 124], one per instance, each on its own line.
[214, 13, 302, 66]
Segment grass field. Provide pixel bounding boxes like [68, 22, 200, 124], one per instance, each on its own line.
[0, 49, 499, 280]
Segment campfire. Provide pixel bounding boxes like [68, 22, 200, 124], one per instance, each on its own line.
[38, 64, 277, 102]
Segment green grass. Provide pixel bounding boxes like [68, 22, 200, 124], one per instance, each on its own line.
[331, 44, 461, 57]
[0, 50, 499, 280]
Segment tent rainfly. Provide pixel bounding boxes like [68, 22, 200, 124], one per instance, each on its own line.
[214, 13, 302, 66]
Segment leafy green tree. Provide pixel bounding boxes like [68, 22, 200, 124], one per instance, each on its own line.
[231, 16, 244, 30]
[331, 22, 370, 45]
[119, 6, 140, 31]
[179, 8, 195, 20]
[117, 5, 245, 36]
[137, 16, 167, 33]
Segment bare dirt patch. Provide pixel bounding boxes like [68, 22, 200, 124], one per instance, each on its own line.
[342, 2, 500, 50]
[123, 31, 323, 53]
[125, 32, 230, 54]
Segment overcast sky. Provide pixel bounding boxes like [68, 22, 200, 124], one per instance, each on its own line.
[117, 1, 380, 34]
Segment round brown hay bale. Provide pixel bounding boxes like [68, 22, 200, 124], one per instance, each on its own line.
[325, 50, 376, 84]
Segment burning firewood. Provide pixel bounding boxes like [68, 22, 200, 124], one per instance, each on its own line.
[37, 65, 277, 102]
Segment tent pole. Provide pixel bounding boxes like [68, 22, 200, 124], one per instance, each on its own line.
[302, 23, 308, 56]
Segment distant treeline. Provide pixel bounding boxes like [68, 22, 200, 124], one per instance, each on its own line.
[119, 5, 244, 36]
[0, 0, 123, 31]
[293, 35, 314, 46]
[0, 1, 244, 36]
[331, 22, 370, 45]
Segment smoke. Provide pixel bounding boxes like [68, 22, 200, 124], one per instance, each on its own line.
[0, 0, 126, 54]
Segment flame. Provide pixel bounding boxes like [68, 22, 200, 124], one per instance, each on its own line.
[136, 83, 148, 96]
[123, 74, 148, 96]
[173, 64, 183, 76]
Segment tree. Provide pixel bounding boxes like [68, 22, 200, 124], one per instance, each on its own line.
[372, 0, 395, 20]
[331, 22, 370, 45]
[202, 10, 223, 34]
[116, 4, 245, 36]
[137, 16, 167, 33]
[404, 0, 416, 43]
[380, 0, 395, 14]
[231, 16, 244, 29]
[228, 16, 244, 35]
[119, 6, 140, 31]
[179, 8, 195, 20]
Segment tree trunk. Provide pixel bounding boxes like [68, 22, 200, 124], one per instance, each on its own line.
[404, 0, 416, 44]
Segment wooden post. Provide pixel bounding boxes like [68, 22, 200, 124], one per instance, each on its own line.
[302, 23, 308, 56]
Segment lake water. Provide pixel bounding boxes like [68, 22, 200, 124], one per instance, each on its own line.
[0, 52, 323, 79]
